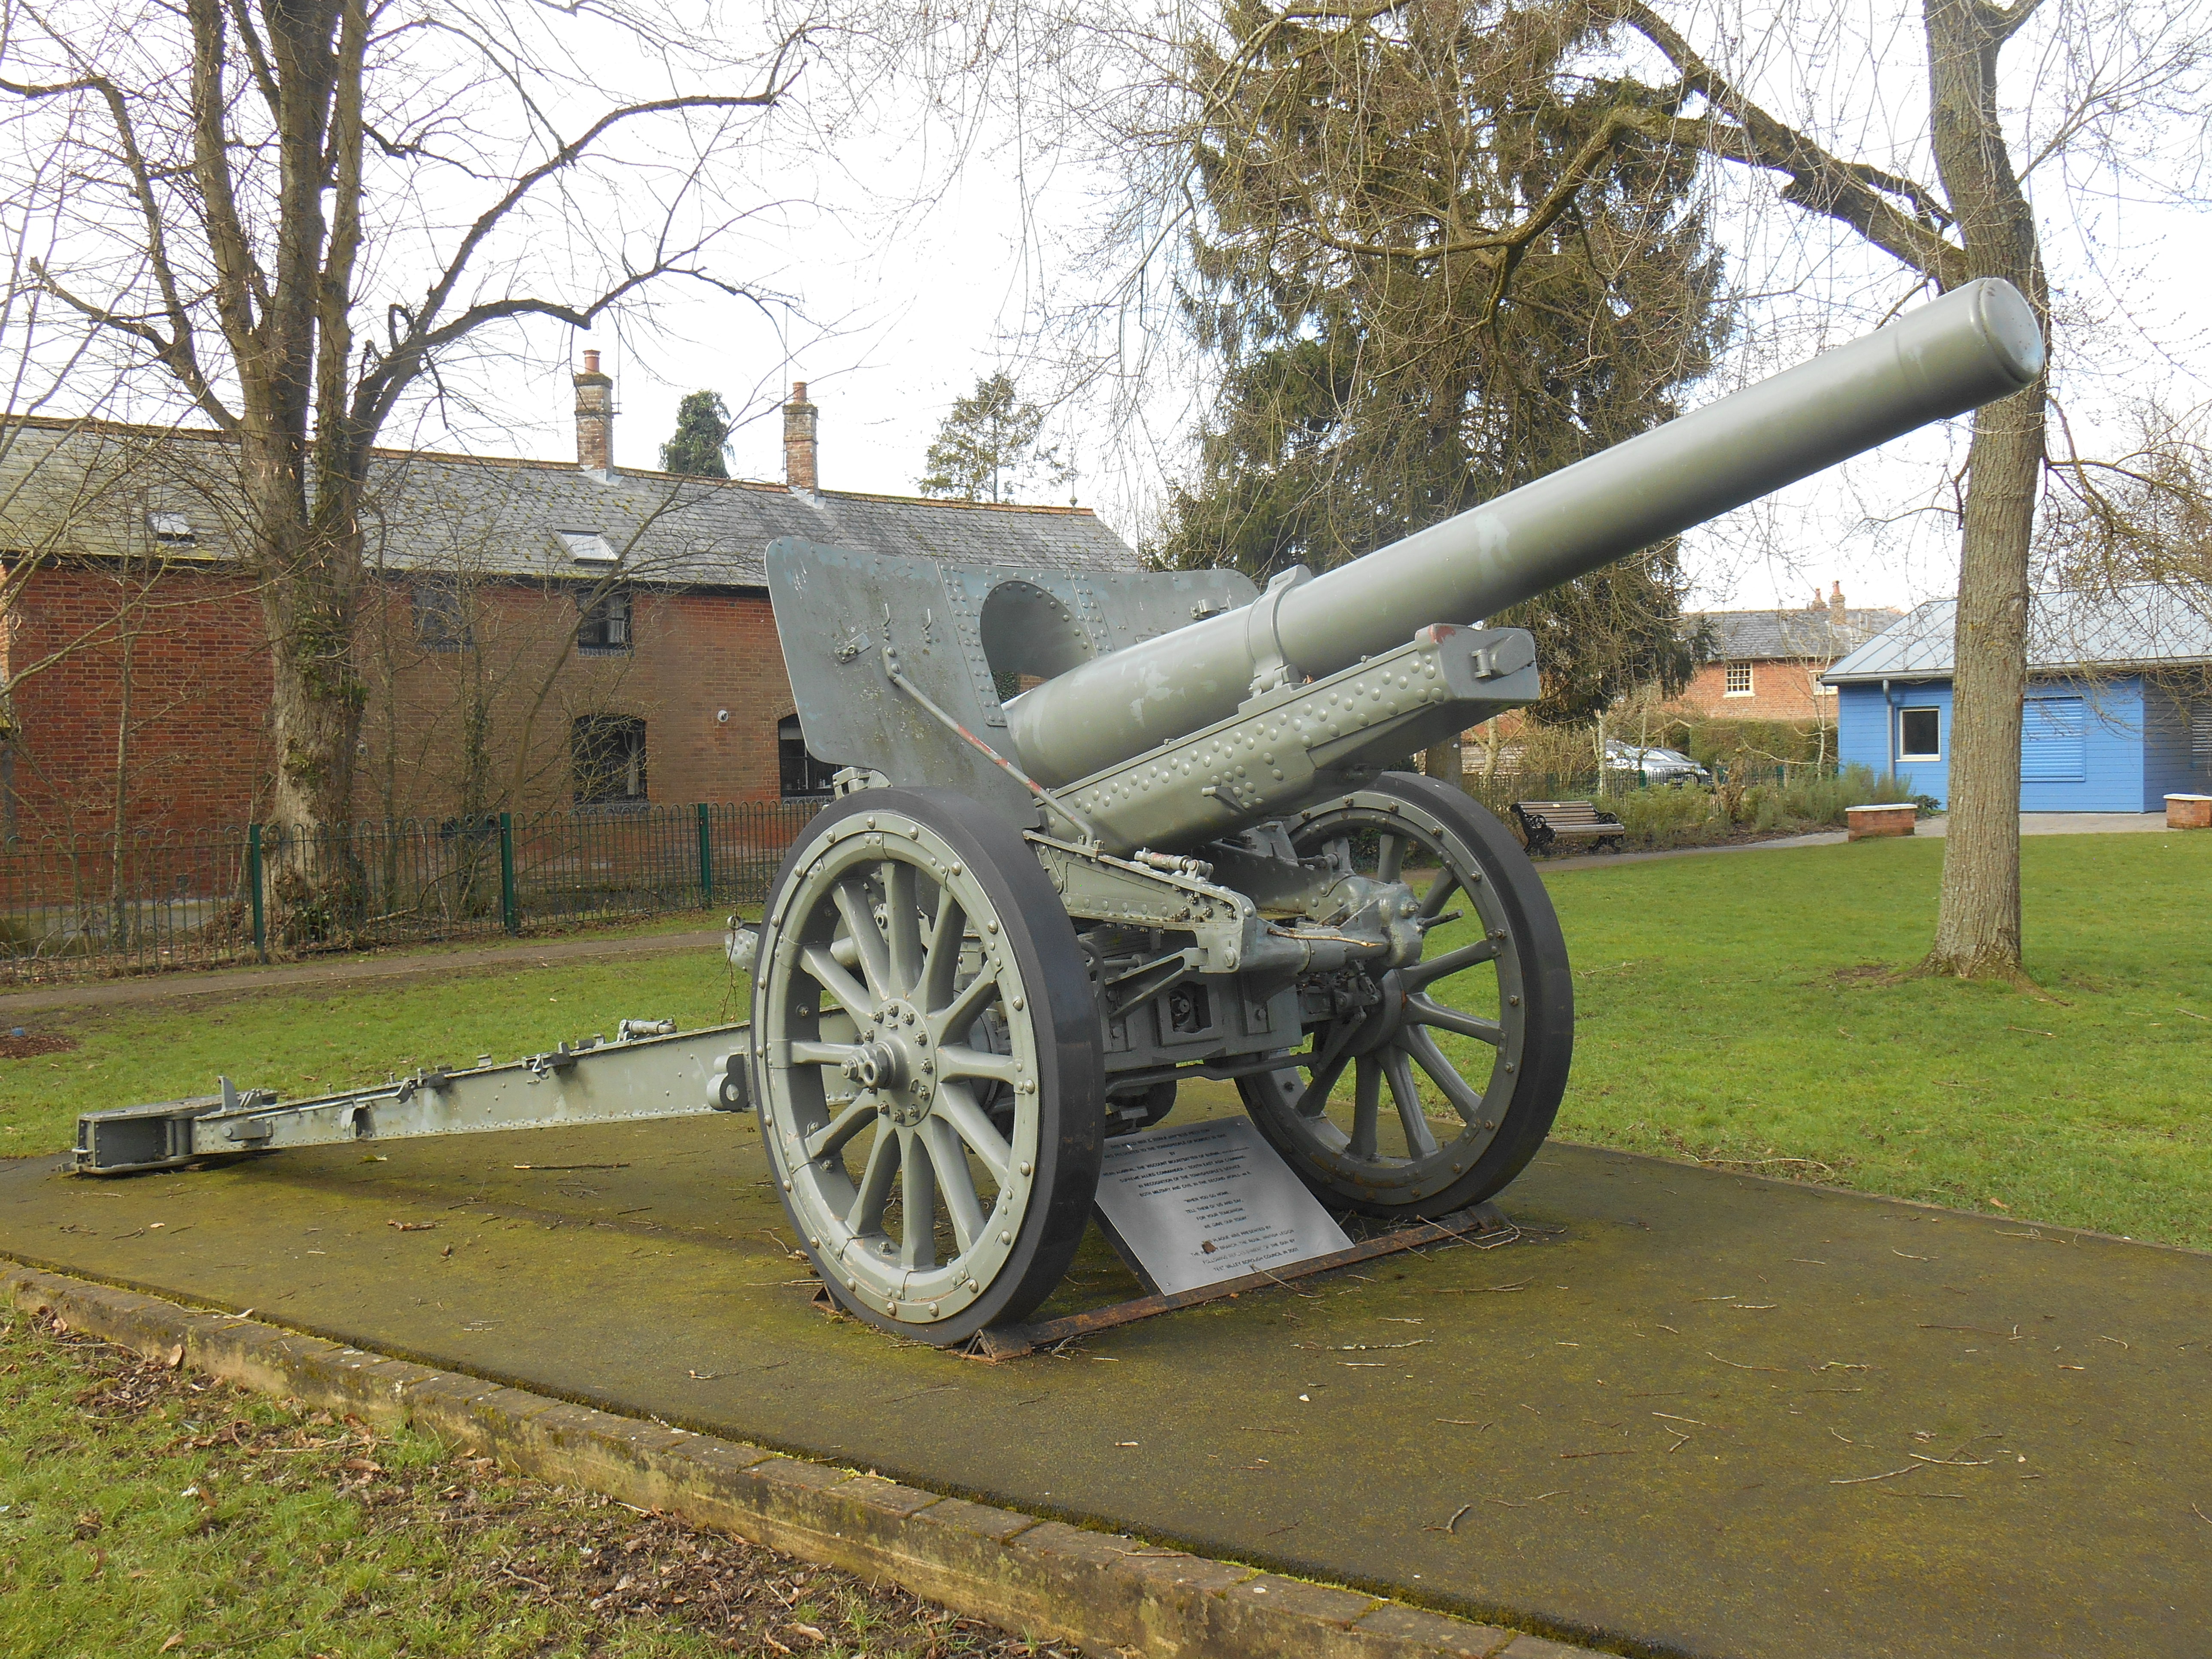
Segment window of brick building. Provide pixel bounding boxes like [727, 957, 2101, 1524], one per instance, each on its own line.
[779, 715, 837, 798]
[573, 715, 647, 808]
[1898, 706, 1941, 761]
[413, 580, 472, 651]
[1723, 662, 1753, 696]
[577, 588, 632, 655]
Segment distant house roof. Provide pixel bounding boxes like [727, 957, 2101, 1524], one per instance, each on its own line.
[0, 416, 1142, 589]
[1823, 586, 2212, 684]
[1688, 607, 1903, 663]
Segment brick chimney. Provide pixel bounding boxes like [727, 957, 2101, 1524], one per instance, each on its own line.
[783, 380, 818, 492]
[573, 349, 614, 472]
[1829, 581, 1846, 626]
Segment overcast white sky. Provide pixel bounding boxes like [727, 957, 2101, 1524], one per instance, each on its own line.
[286, 0, 2212, 618]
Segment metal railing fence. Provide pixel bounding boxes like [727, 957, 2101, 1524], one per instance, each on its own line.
[0, 797, 823, 984]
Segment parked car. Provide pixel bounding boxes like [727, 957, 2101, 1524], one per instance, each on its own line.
[1603, 741, 1711, 787]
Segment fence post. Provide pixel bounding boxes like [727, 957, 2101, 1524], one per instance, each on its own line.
[696, 802, 714, 909]
[247, 823, 267, 963]
[498, 812, 519, 935]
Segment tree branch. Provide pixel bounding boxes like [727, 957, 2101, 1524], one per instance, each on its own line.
[1601, 0, 1972, 288]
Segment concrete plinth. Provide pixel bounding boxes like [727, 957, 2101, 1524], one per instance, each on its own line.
[4, 1091, 2209, 1659]
[2167, 793, 2212, 830]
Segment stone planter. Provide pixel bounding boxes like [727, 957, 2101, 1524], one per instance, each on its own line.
[2167, 793, 2212, 830]
[1846, 803, 1917, 841]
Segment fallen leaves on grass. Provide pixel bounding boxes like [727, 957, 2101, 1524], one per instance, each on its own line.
[16, 1315, 1080, 1658]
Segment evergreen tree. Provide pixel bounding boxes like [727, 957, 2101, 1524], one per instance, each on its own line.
[919, 372, 1074, 503]
[1158, 0, 1728, 722]
[660, 391, 732, 478]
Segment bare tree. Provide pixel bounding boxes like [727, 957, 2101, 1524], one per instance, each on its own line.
[1581, 0, 2206, 977]
[0, 0, 961, 929]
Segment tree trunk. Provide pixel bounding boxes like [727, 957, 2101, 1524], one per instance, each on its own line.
[1424, 737, 1464, 791]
[255, 494, 368, 944]
[1921, 0, 2048, 979]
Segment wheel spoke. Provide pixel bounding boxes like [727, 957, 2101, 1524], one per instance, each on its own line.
[1407, 994, 1505, 1046]
[1376, 832, 1404, 883]
[935, 963, 1002, 1043]
[1349, 1057, 1382, 1159]
[1401, 1025, 1486, 1124]
[801, 945, 876, 1021]
[1383, 1047, 1441, 1158]
[832, 878, 893, 1002]
[847, 1122, 899, 1235]
[802, 1098, 876, 1162]
[921, 891, 966, 1012]
[790, 1039, 864, 1069]
[1417, 867, 1461, 921]
[933, 1082, 1012, 1186]
[1295, 1015, 1363, 1117]
[918, 1118, 987, 1254]
[899, 1128, 938, 1268]
[1403, 936, 1501, 991]
[939, 1043, 1019, 1085]
[1294, 1044, 1352, 1119]
[885, 862, 924, 996]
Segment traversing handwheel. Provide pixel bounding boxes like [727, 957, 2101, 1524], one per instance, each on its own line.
[754, 789, 1103, 1343]
[1238, 773, 1573, 1216]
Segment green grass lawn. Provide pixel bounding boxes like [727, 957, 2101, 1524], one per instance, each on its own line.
[3, 830, 2207, 1245]
[0, 1313, 1046, 1659]
[1542, 830, 2212, 1247]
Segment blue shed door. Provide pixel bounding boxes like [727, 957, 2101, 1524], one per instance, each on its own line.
[2021, 696, 2087, 782]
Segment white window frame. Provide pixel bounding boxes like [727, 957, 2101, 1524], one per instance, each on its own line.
[1723, 662, 1753, 696]
[1898, 706, 1942, 762]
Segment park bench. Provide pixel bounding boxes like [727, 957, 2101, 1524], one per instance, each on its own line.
[1512, 799, 1625, 854]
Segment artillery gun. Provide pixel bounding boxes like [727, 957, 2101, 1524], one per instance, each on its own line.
[76, 280, 2043, 1348]
[745, 278, 2040, 1340]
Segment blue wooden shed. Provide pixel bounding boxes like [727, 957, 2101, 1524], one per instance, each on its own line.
[1822, 586, 2212, 811]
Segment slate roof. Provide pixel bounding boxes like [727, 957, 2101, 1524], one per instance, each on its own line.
[1686, 606, 1904, 663]
[1823, 586, 2212, 683]
[0, 415, 1143, 588]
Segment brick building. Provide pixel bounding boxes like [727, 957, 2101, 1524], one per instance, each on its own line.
[1677, 586, 1902, 721]
[0, 373, 1141, 839]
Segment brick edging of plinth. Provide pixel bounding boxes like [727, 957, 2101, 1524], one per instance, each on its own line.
[1, 1262, 1616, 1659]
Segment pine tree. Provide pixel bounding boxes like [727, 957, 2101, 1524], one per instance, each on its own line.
[660, 392, 732, 478]
[1157, 0, 1729, 722]
[918, 373, 1073, 503]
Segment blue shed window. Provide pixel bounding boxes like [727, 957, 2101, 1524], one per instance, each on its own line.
[2021, 696, 2087, 783]
[1898, 707, 1940, 760]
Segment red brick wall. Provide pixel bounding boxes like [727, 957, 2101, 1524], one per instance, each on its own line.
[1679, 659, 1838, 721]
[4, 565, 802, 836]
[1, 562, 273, 837]
[356, 582, 794, 818]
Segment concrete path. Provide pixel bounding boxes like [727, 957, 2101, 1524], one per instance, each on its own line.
[0, 927, 726, 1020]
[5, 1083, 2204, 1659]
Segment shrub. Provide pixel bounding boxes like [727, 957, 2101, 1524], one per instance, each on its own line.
[1610, 784, 1723, 849]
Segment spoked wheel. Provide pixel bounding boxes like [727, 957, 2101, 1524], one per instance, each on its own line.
[754, 788, 1103, 1343]
[1238, 773, 1573, 1217]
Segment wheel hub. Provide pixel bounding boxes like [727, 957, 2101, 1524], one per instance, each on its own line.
[840, 997, 935, 1125]
[1340, 969, 1408, 1056]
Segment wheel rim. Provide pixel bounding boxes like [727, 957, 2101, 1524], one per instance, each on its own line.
[1248, 785, 1544, 1209]
[757, 811, 1042, 1328]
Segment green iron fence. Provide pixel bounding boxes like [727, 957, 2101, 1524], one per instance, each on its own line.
[0, 798, 823, 984]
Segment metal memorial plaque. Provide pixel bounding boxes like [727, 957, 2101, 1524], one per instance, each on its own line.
[1092, 1118, 1353, 1297]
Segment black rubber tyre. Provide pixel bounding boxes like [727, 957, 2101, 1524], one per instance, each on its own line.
[752, 788, 1103, 1343]
[1237, 773, 1574, 1217]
